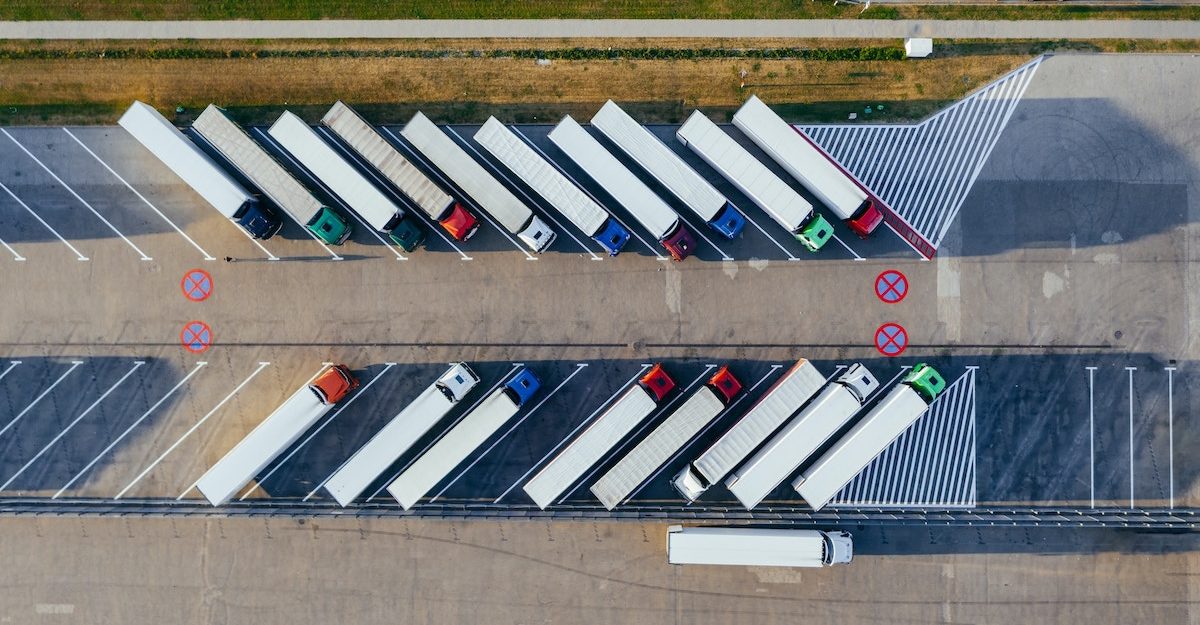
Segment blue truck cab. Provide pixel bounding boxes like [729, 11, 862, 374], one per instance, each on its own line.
[707, 201, 747, 239]
[593, 218, 632, 256]
[235, 198, 284, 239]
[504, 368, 542, 406]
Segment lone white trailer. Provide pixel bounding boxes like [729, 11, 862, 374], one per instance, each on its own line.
[590, 366, 741, 510]
[793, 364, 946, 511]
[590, 100, 746, 239]
[673, 359, 825, 501]
[675, 110, 833, 252]
[522, 364, 675, 509]
[725, 364, 879, 510]
[473, 117, 631, 256]
[667, 526, 853, 568]
[386, 368, 541, 509]
[548, 116, 697, 261]
[400, 112, 556, 253]
[267, 111, 426, 248]
[194, 365, 358, 506]
[320, 101, 480, 243]
[324, 363, 480, 507]
[733, 95, 884, 238]
[119, 101, 281, 239]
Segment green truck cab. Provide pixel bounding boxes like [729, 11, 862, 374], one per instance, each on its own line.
[307, 206, 353, 245]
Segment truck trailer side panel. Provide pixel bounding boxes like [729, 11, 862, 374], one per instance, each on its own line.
[195, 385, 330, 506]
[667, 526, 847, 568]
[523, 387, 657, 509]
[590, 386, 724, 510]
[792, 385, 929, 511]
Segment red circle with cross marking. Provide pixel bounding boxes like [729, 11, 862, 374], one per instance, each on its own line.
[875, 270, 908, 304]
[180, 321, 213, 354]
[181, 269, 213, 302]
[874, 323, 908, 357]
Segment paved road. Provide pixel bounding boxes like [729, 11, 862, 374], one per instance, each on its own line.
[0, 19, 1197, 40]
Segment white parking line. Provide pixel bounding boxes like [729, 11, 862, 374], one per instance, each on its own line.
[364, 364, 523, 503]
[0, 360, 83, 440]
[1166, 366, 1176, 508]
[444, 126, 602, 261]
[308, 126, 410, 260]
[557, 365, 715, 505]
[247, 128, 344, 261]
[0, 180, 88, 260]
[494, 363, 651, 503]
[381, 126, 535, 260]
[0, 360, 21, 383]
[1126, 366, 1136, 509]
[63, 128, 216, 261]
[54, 361, 207, 498]
[0, 234, 23, 261]
[431, 363, 588, 503]
[1086, 366, 1096, 508]
[510, 127, 665, 260]
[115, 361, 268, 500]
[739, 210, 797, 260]
[829, 232, 864, 261]
[0, 360, 144, 491]
[622, 363, 783, 506]
[2, 129, 152, 261]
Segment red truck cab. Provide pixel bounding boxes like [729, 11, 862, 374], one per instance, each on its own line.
[662, 223, 698, 261]
[846, 200, 884, 238]
[639, 364, 676, 403]
[706, 365, 743, 404]
[441, 202, 481, 241]
[309, 364, 360, 405]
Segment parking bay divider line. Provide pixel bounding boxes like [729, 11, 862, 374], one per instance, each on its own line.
[0, 180, 89, 261]
[63, 128, 216, 261]
[1, 129, 152, 261]
[0, 234, 24, 261]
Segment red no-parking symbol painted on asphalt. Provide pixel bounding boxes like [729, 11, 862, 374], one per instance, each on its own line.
[875, 270, 908, 304]
[181, 269, 213, 302]
[181, 321, 213, 353]
[874, 323, 908, 357]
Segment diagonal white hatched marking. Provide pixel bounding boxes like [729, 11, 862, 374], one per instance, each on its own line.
[829, 368, 977, 509]
[797, 56, 1043, 254]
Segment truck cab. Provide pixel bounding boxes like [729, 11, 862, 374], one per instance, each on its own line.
[796, 213, 834, 252]
[707, 365, 743, 404]
[388, 216, 427, 252]
[846, 199, 884, 238]
[518, 215, 558, 253]
[837, 364, 880, 403]
[662, 223, 698, 261]
[708, 202, 747, 239]
[503, 368, 542, 406]
[235, 199, 284, 240]
[441, 202, 480, 241]
[436, 363, 481, 403]
[905, 364, 946, 403]
[594, 219, 631, 256]
[821, 530, 854, 565]
[307, 207, 353, 245]
[639, 364, 676, 402]
[308, 364, 360, 405]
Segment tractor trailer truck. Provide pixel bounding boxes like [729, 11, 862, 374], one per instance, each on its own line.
[386, 368, 541, 509]
[119, 101, 282, 239]
[673, 359, 826, 502]
[473, 117, 631, 256]
[667, 526, 853, 568]
[320, 101, 480, 242]
[725, 364, 879, 510]
[676, 110, 833, 252]
[548, 116, 697, 261]
[267, 111, 423, 249]
[793, 364, 946, 511]
[523, 364, 675, 509]
[324, 363, 480, 507]
[191, 106, 351, 246]
[400, 112, 556, 253]
[733, 95, 884, 237]
[590, 100, 746, 239]
[195, 365, 359, 506]
[590, 366, 742, 510]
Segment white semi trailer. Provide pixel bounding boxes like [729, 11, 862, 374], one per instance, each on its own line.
[195, 365, 358, 506]
[386, 368, 541, 509]
[473, 117, 631, 256]
[548, 116, 697, 261]
[725, 364, 879, 510]
[733, 95, 884, 238]
[324, 363, 480, 507]
[522, 364, 675, 509]
[793, 364, 946, 511]
[590, 100, 746, 239]
[400, 112, 556, 253]
[667, 526, 853, 568]
[589, 366, 741, 510]
[118, 101, 282, 239]
[673, 359, 825, 501]
[320, 101, 481, 243]
[675, 110, 833, 252]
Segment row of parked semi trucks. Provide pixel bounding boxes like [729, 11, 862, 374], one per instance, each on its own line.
[193, 360, 945, 514]
[117, 96, 884, 260]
